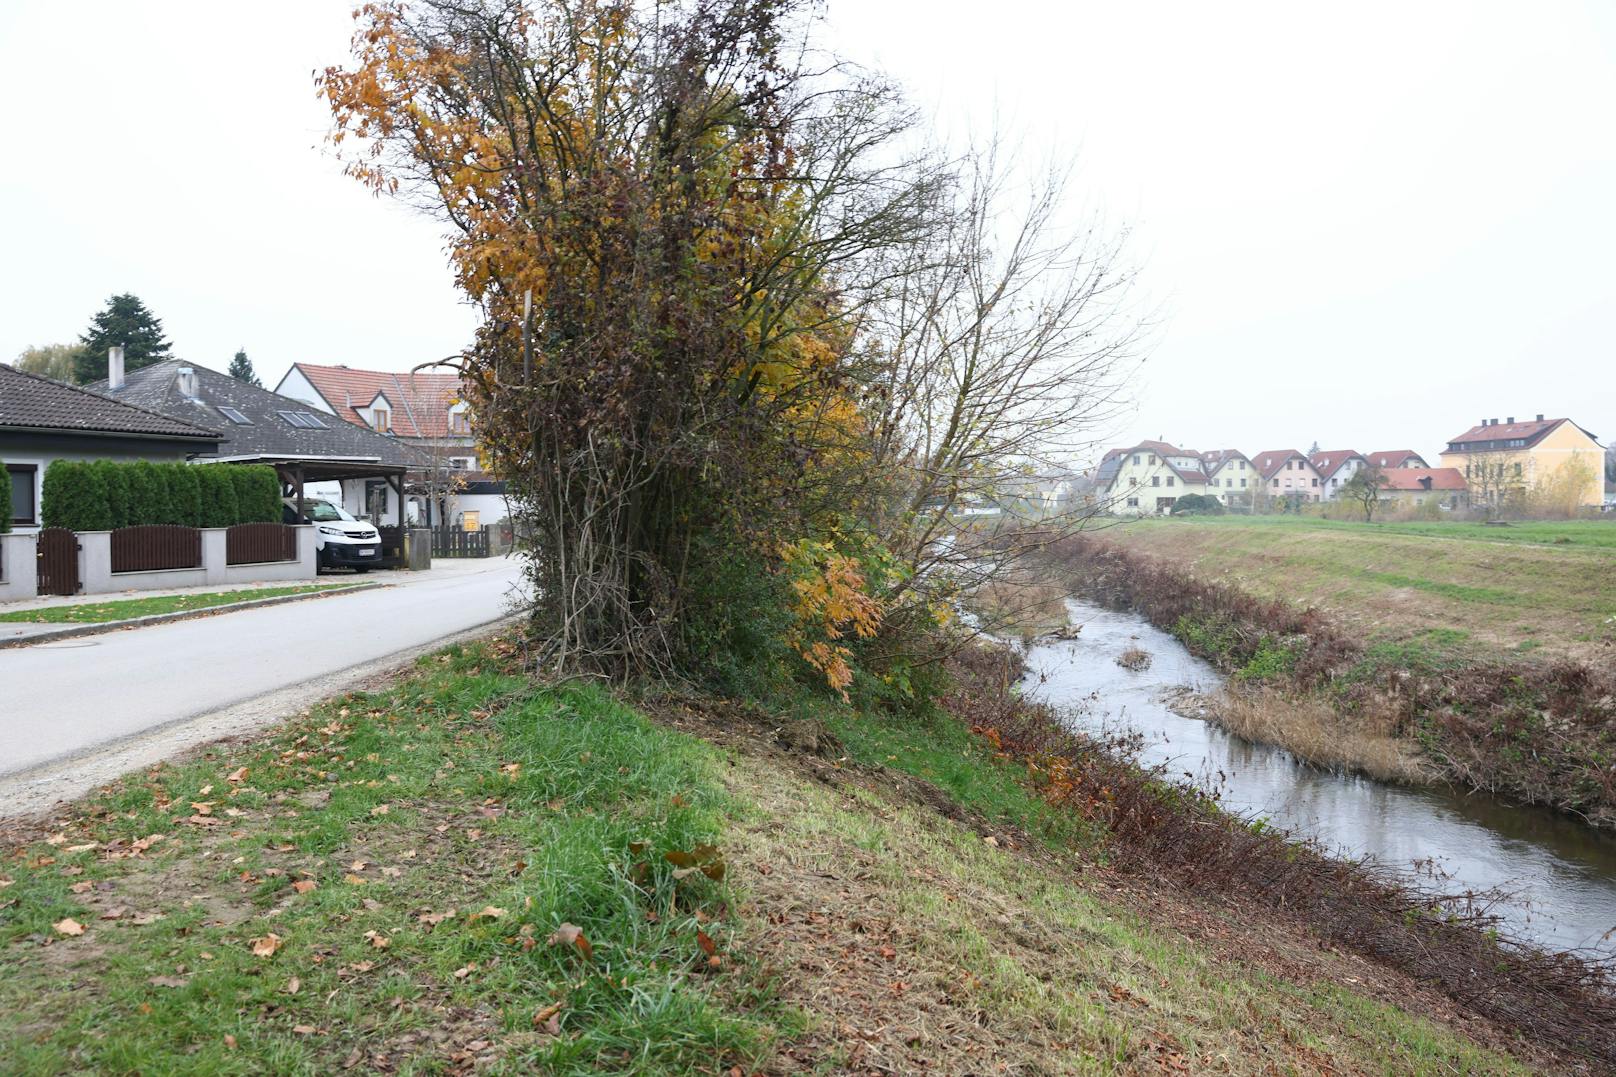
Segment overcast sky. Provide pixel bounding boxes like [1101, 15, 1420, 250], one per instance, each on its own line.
[2, 2, 1612, 463]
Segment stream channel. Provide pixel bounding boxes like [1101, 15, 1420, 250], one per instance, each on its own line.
[1022, 599, 1616, 955]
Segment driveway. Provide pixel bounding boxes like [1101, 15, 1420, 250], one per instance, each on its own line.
[0, 557, 526, 806]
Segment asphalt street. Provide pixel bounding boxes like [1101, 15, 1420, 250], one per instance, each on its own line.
[0, 557, 525, 779]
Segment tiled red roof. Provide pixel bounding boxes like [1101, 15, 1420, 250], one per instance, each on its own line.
[1444, 419, 1564, 446]
[1131, 438, 1184, 456]
[1253, 449, 1310, 480]
[1366, 449, 1426, 468]
[1379, 467, 1466, 492]
[291, 363, 465, 439]
[1169, 468, 1210, 485]
[1308, 450, 1364, 480]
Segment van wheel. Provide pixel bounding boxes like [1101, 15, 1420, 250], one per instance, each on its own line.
[353, 567, 370, 574]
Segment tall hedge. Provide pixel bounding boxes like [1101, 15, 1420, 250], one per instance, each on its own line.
[0, 458, 11, 534]
[38, 459, 285, 530]
[41, 461, 113, 531]
[230, 466, 282, 523]
[196, 466, 239, 528]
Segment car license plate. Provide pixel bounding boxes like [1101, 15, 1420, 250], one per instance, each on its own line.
[357, 549, 375, 556]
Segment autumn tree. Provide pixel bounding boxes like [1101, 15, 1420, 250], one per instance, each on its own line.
[1341, 464, 1386, 522]
[13, 343, 84, 383]
[75, 294, 172, 382]
[227, 348, 262, 388]
[322, 0, 936, 679]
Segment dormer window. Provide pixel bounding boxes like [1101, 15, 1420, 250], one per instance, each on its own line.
[373, 407, 391, 433]
[449, 408, 471, 435]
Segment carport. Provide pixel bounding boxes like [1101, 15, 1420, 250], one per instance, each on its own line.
[260, 456, 410, 568]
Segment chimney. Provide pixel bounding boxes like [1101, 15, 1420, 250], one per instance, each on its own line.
[1536, 413, 1544, 421]
[1506, 416, 1514, 424]
[108, 346, 125, 390]
[1491, 417, 1499, 425]
[176, 366, 199, 399]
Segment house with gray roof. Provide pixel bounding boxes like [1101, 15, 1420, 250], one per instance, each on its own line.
[1, 362, 222, 533]
[90, 357, 423, 551]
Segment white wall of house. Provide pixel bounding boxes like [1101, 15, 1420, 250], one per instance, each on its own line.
[1106, 450, 1208, 514]
[1206, 457, 1255, 505]
[273, 368, 336, 414]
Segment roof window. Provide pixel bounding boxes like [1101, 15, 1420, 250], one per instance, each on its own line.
[217, 406, 252, 425]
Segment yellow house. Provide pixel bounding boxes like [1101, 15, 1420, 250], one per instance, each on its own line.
[1103, 440, 1212, 515]
[1438, 415, 1604, 510]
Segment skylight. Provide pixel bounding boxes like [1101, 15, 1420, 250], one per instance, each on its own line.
[277, 410, 313, 428]
[217, 406, 252, 425]
[296, 412, 327, 428]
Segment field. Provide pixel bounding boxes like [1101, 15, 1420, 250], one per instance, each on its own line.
[1090, 515, 1616, 663]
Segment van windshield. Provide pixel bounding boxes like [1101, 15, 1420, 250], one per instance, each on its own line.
[303, 500, 357, 523]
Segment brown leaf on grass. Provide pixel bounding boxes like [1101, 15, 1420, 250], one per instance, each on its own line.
[65, 843, 98, 854]
[148, 975, 189, 988]
[349, 860, 367, 872]
[380, 866, 402, 878]
[879, 945, 897, 961]
[417, 909, 455, 928]
[342, 874, 367, 886]
[191, 802, 214, 815]
[370, 805, 390, 817]
[53, 918, 85, 937]
[0, 878, 12, 889]
[292, 1024, 317, 1036]
[363, 930, 390, 949]
[45, 834, 67, 846]
[545, 799, 565, 812]
[250, 933, 283, 958]
[99, 906, 128, 921]
[70, 881, 93, 894]
[469, 906, 507, 922]
[548, 922, 593, 960]
[224, 1034, 237, 1049]
[292, 880, 318, 895]
[226, 767, 249, 783]
[532, 1002, 563, 1027]
[696, 930, 717, 957]
[130, 912, 165, 926]
[465, 828, 483, 841]
[283, 976, 301, 995]
[130, 834, 165, 854]
[453, 963, 478, 980]
[187, 815, 222, 828]
[197, 784, 213, 796]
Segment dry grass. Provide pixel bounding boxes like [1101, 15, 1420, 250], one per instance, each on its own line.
[1115, 645, 1152, 672]
[1202, 685, 1429, 785]
[967, 573, 1073, 642]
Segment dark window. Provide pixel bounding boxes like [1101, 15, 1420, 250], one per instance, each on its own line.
[277, 410, 312, 428]
[1166, 476, 1175, 487]
[7, 464, 37, 525]
[217, 406, 252, 425]
[297, 412, 328, 429]
[1151, 476, 1160, 487]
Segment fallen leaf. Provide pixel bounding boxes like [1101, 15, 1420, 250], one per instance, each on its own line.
[453, 963, 477, 980]
[465, 828, 483, 841]
[292, 880, 318, 895]
[130, 912, 166, 926]
[65, 843, 98, 854]
[342, 874, 367, 886]
[370, 805, 389, 817]
[283, 976, 301, 995]
[250, 933, 283, 958]
[696, 930, 717, 957]
[224, 1034, 237, 1049]
[380, 866, 402, 878]
[293, 1024, 317, 1036]
[191, 802, 214, 815]
[70, 881, 94, 894]
[148, 975, 189, 988]
[197, 784, 213, 796]
[548, 922, 593, 960]
[418, 909, 455, 927]
[45, 834, 67, 846]
[53, 918, 85, 937]
[879, 945, 897, 961]
[226, 767, 249, 783]
[470, 906, 506, 922]
[99, 906, 128, 921]
[363, 930, 390, 950]
[532, 1002, 563, 1027]
[349, 860, 367, 872]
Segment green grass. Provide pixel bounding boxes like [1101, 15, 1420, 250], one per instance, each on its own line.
[1114, 513, 1616, 549]
[0, 583, 359, 624]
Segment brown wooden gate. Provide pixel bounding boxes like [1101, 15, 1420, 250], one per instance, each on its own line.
[36, 527, 80, 596]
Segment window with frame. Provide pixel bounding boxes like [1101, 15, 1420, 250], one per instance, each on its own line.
[1148, 454, 1156, 464]
[372, 407, 391, 433]
[1151, 476, 1160, 487]
[7, 464, 37, 526]
[449, 409, 471, 435]
[1132, 454, 1140, 465]
[1166, 476, 1174, 487]
[1126, 497, 1138, 508]
[1240, 479, 1247, 488]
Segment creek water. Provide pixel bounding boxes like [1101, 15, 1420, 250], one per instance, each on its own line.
[1021, 599, 1616, 956]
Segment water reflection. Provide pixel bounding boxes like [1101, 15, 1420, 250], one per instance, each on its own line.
[1023, 600, 1616, 955]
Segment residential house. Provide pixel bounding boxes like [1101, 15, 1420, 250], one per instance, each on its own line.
[1376, 467, 1468, 510]
[275, 362, 507, 528]
[1, 361, 222, 533]
[1437, 415, 1604, 509]
[1308, 450, 1368, 500]
[1200, 449, 1255, 507]
[1104, 440, 1211, 514]
[1365, 449, 1429, 469]
[92, 360, 421, 544]
[1254, 449, 1324, 503]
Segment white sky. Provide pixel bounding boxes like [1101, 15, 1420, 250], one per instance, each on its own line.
[2, 1, 1612, 463]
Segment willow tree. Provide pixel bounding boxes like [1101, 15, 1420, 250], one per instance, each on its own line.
[322, 0, 935, 677]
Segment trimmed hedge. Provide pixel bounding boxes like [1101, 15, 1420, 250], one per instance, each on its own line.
[40, 460, 282, 531]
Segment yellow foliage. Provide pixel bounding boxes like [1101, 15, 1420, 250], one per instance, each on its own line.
[784, 542, 883, 697]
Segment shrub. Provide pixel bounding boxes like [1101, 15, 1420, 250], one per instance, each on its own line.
[92, 459, 134, 530]
[0, 458, 10, 534]
[230, 465, 282, 523]
[1169, 493, 1224, 516]
[195, 465, 239, 528]
[127, 460, 169, 526]
[41, 461, 113, 531]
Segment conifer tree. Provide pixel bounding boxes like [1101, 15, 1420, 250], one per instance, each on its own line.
[75, 293, 173, 382]
[227, 348, 262, 388]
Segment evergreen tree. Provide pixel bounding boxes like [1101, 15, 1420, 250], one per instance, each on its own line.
[74, 293, 173, 383]
[227, 348, 262, 388]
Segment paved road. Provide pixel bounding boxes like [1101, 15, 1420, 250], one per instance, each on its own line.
[0, 558, 526, 780]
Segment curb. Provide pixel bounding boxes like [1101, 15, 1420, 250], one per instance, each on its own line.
[0, 582, 389, 650]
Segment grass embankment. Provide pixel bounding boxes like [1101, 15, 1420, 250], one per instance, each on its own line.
[3, 636, 1591, 1072]
[0, 584, 359, 625]
[1044, 525, 1616, 827]
[1098, 516, 1616, 663]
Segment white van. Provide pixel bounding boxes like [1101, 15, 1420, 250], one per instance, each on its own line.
[282, 497, 382, 571]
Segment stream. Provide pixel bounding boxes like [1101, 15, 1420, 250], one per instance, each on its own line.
[1022, 599, 1616, 956]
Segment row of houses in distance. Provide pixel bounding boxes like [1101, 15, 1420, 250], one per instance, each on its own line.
[1097, 415, 1604, 515]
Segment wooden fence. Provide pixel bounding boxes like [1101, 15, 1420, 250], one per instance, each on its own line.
[226, 522, 298, 565]
[36, 527, 80, 596]
[111, 525, 202, 574]
[431, 527, 491, 558]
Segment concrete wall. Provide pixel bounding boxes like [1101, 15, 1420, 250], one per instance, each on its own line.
[0, 532, 39, 601]
[0, 525, 317, 602]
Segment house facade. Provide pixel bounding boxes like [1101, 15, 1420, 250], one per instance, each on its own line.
[1104, 440, 1211, 514]
[1200, 449, 1255, 507]
[1308, 450, 1368, 500]
[1, 362, 222, 534]
[1376, 467, 1468, 510]
[1365, 449, 1429, 470]
[1254, 449, 1324, 502]
[275, 362, 508, 528]
[1437, 415, 1604, 509]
